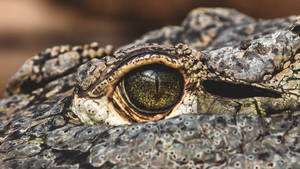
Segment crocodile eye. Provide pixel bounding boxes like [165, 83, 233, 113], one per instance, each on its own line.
[114, 63, 184, 121]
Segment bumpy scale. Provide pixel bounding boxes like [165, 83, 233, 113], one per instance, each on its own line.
[0, 8, 300, 169]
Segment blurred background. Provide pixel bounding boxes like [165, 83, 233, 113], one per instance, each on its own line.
[0, 0, 300, 98]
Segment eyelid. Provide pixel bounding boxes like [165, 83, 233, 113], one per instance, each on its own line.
[86, 45, 191, 98]
[90, 58, 185, 97]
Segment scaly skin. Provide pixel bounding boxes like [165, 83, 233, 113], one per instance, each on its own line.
[1, 8, 300, 168]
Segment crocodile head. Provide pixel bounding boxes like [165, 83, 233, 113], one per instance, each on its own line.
[1, 8, 300, 168]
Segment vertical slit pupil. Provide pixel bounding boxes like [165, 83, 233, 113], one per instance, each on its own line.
[154, 70, 159, 99]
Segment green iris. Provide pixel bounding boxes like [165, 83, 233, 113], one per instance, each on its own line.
[120, 64, 184, 114]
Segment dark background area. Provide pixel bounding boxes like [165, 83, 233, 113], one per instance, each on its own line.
[1, 0, 300, 98]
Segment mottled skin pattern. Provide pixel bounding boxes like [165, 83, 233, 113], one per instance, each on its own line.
[1, 8, 300, 169]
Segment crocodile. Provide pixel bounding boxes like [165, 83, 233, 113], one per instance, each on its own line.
[1, 8, 300, 169]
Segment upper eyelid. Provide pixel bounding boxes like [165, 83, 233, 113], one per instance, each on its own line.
[88, 57, 181, 98]
[81, 45, 192, 98]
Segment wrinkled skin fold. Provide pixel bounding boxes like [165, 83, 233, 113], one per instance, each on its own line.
[0, 8, 300, 169]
